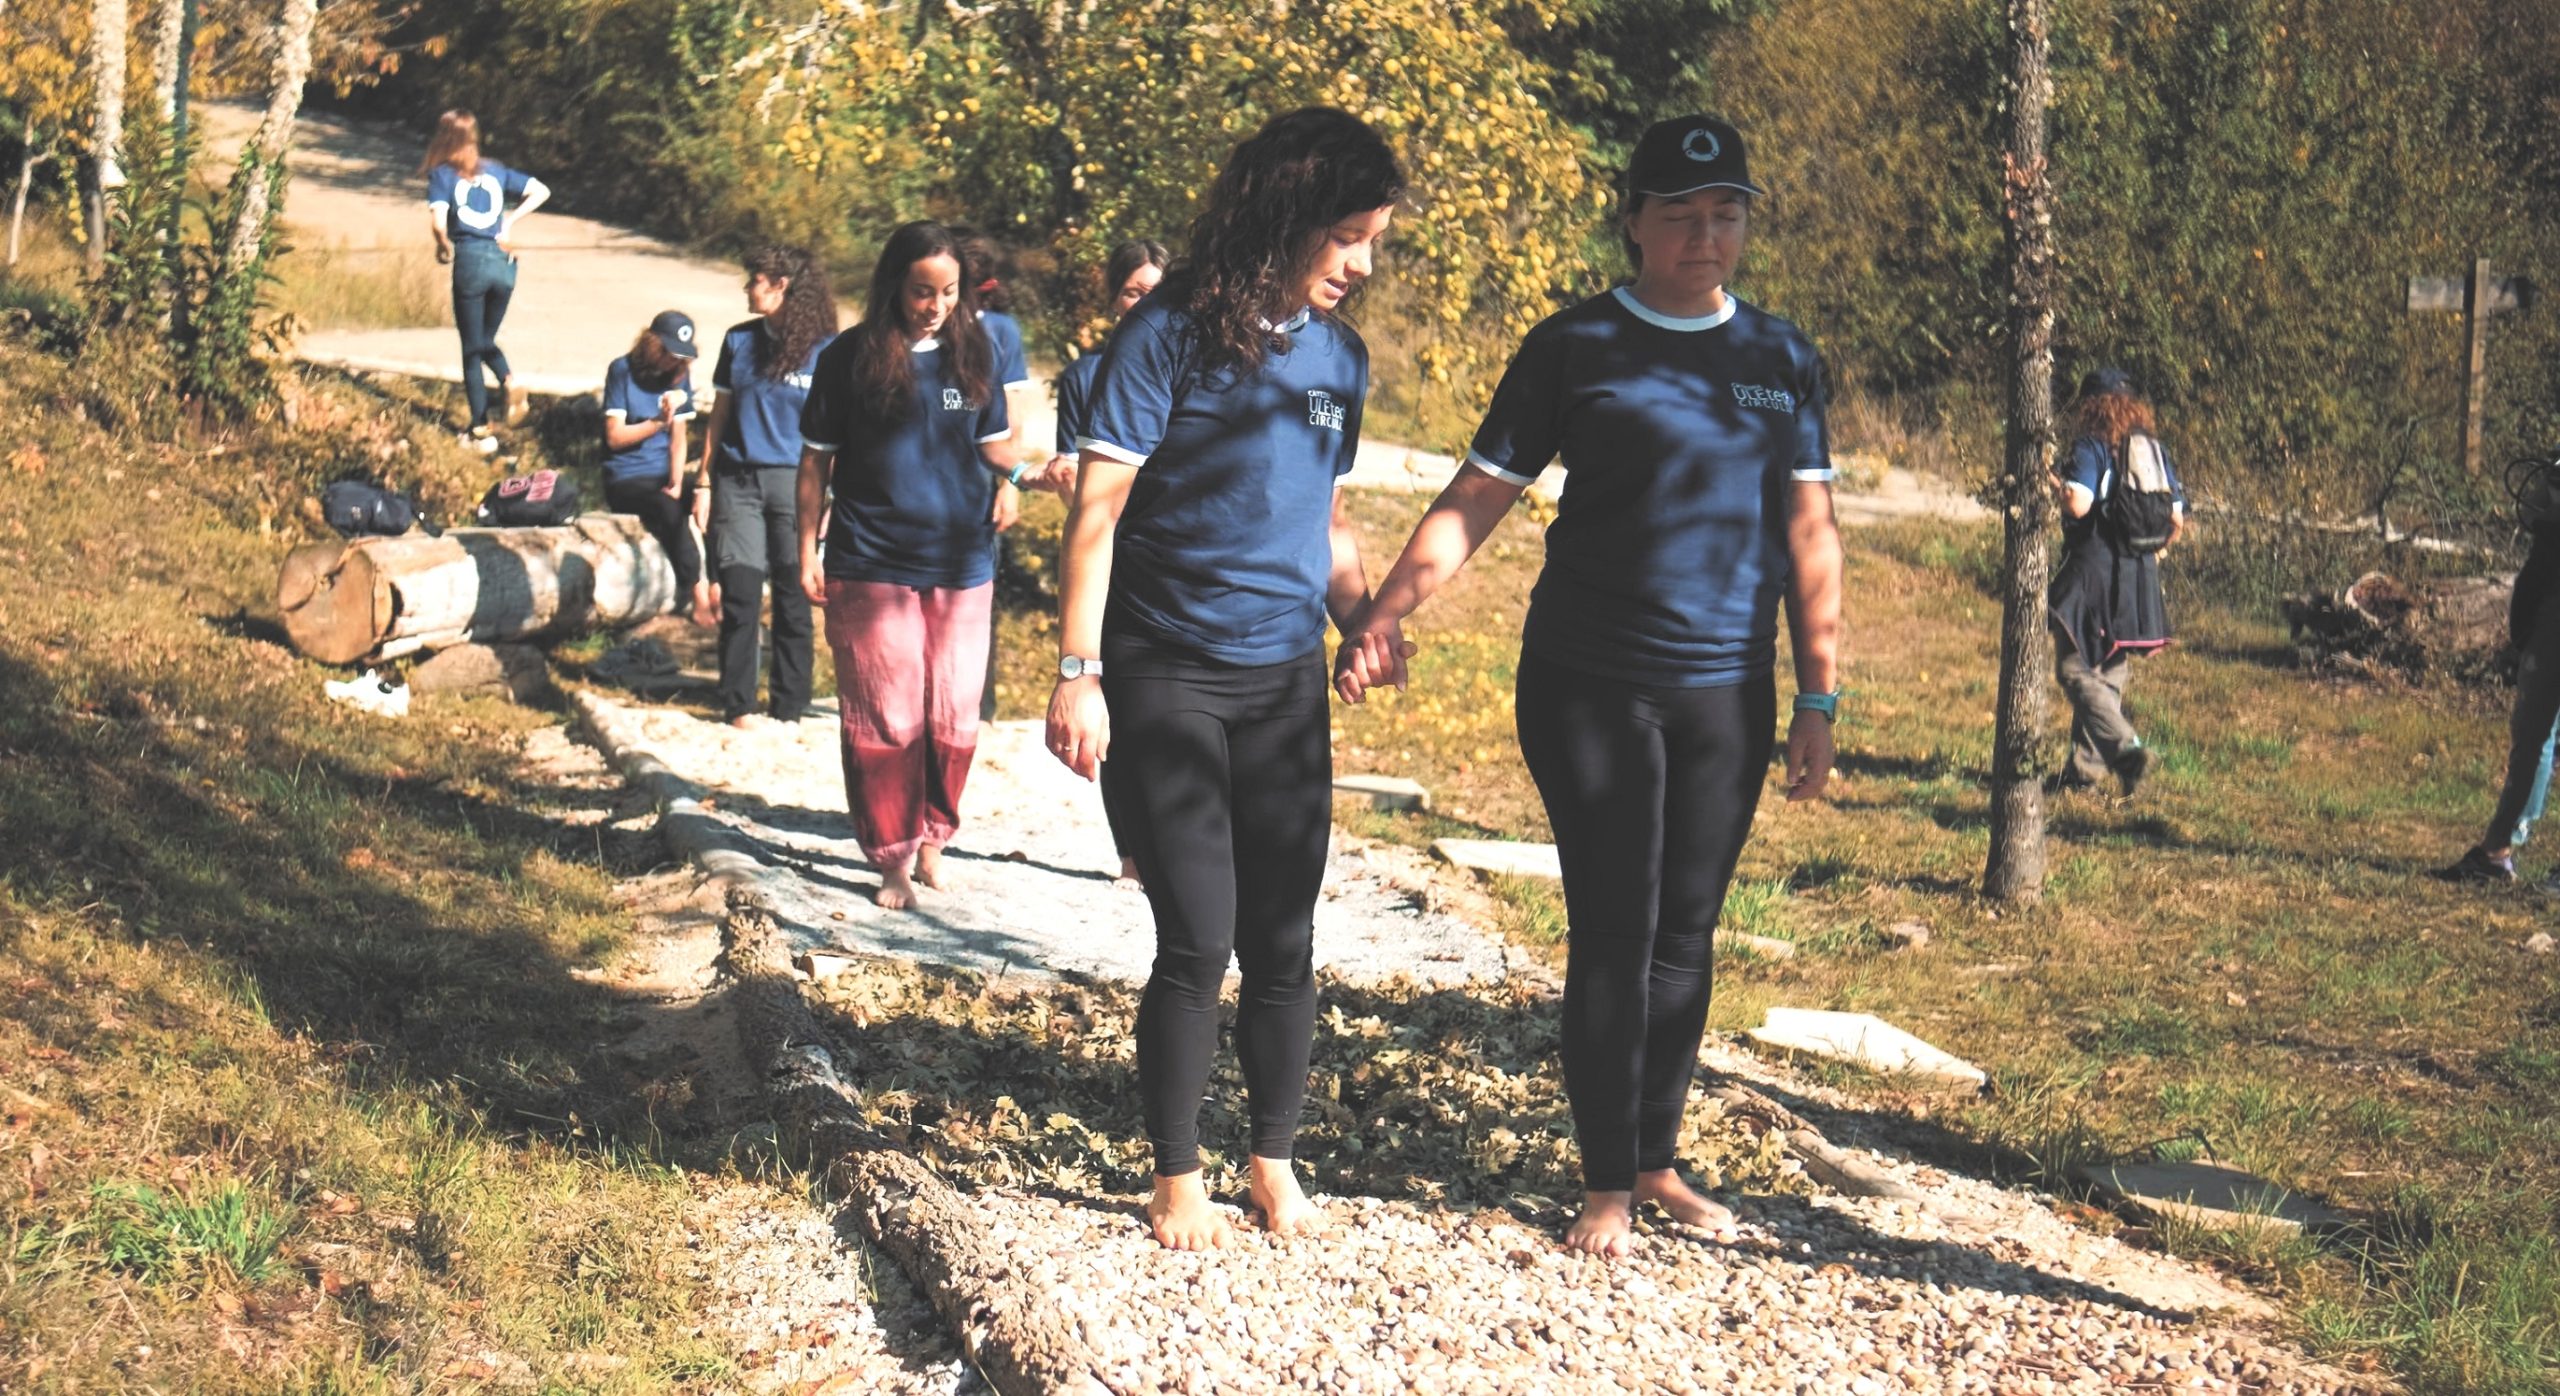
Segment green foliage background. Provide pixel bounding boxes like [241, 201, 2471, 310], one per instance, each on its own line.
[348, 0, 2560, 517]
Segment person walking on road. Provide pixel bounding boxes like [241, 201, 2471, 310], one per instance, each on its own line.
[695, 247, 838, 728]
[2048, 367, 2186, 798]
[1338, 115, 1843, 1260]
[420, 109, 548, 454]
[797, 221, 1071, 911]
[600, 311, 714, 624]
[1046, 108, 1405, 1251]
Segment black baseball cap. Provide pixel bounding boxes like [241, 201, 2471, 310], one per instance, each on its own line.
[649, 309, 700, 359]
[1626, 116, 1764, 200]
[2079, 366, 2135, 398]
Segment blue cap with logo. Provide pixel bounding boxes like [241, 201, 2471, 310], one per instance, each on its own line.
[649, 309, 700, 359]
[2079, 366, 2136, 398]
[1626, 115, 1764, 200]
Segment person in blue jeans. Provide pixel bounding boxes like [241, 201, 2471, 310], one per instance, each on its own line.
[2439, 515, 2560, 884]
[422, 109, 548, 454]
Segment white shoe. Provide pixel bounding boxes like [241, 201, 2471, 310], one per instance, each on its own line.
[324, 668, 411, 718]
[459, 429, 499, 456]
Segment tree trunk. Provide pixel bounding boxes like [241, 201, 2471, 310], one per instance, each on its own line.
[217, 0, 315, 278]
[1983, 0, 2058, 903]
[151, 0, 186, 119]
[7, 136, 38, 268]
[276, 515, 682, 665]
[86, 0, 128, 278]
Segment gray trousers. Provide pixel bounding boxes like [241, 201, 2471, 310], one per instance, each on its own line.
[708, 465, 813, 721]
[2054, 642, 2138, 782]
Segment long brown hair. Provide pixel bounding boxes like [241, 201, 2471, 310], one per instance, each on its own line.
[2075, 390, 2157, 449]
[744, 245, 837, 383]
[841, 220, 990, 422]
[419, 109, 481, 179]
[626, 330, 688, 394]
[1159, 107, 1405, 377]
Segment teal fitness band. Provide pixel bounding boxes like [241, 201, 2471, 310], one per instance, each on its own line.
[1007, 461, 1037, 487]
[1794, 689, 1842, 720]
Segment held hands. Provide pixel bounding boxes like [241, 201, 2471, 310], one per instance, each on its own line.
[1046, 676, 1109, 780]
[1332, 616, 1417, 705]
[1784, 710, 1835, 803]
[1036, 455, 1079, 499]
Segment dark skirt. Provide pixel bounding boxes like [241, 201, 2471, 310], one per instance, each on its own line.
[2048, 527, 2171, 667]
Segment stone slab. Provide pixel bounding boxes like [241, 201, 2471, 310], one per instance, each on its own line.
[1748, 1007, 1987, 1088]
[2082, 1160, 2348, 1237]
[1430, 838, 1562, 882]
[1333, 774, 1432, 812]
[1722, 932, 1798, 961]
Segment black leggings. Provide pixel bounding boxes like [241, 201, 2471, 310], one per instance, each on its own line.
[602, 476, 703, 598]
[1102, 633, 1331, 1177]
[1515, 654, 1774, 1193]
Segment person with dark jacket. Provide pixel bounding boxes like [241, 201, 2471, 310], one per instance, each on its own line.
[2438, 501, 2560, 884]
[2048, 368, 2186, 798]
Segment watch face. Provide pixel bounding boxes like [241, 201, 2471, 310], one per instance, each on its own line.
[1059, 656, 1083, 679]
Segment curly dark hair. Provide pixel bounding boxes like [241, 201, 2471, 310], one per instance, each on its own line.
[1159, 108, 1404, 376]
[841, 220, 991, 422]
[743, 245, 838, 384]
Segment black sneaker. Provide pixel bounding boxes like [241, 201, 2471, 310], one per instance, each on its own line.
[2433, 846, 2517, 884]
[2043, 771, 2099, 797]
[2111, 746, 2155, 799]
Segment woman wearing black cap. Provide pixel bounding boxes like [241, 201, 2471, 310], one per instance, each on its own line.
[1339, 114, 1841, 1258]
[600, 309, 713, 624]
[2048, 368, 2186, 797]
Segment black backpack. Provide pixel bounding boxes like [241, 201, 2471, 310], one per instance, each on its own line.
[321, 480, 424, 538]
[475, 470, 582, 527]
[2100, 432, 2180, 554]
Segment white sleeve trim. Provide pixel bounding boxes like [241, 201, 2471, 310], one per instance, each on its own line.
[1002, 377, 1035, 391]
[671, 410, 697, 422]
[1077, 435, 1149, 468]
[1464, 449, 1539, 487]
[976, 430, 1014, 444]
[426, 200, 451, 212]
[1790, 467, 1836, 482]
[603, 408, 629, 421]
[2065, 482, 2097, 504]
[800, 437, 840, 453]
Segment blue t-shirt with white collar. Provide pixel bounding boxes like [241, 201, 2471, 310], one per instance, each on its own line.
[1080, 298, 1368, 665]
[712, 321, 834, 470]
[424, 160, 532, 243]
[798, 332, 1012, 588]
[1468, 287, 1834, 688]
[1053, 351, 1102, 457]
[599, 354, 696, 485]
[2062, 433, 2186, 540]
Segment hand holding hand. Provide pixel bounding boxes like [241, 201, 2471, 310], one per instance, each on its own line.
[1784, 710, 1834, 803]
[1038, 455, 1079, 499]
[1333, 617, 1417, 705]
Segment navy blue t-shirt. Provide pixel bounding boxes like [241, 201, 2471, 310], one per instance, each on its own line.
[983, 310, 1034, 392]
[798, 333, 1011, 588]
[1080, 300, 1367, 665]
[599, 354, 697, 485]
[1468, 288, 1834, 687]
[424, 160, 532, 242]
[713, 321, 833, 470]
[2062, 433, 2187, 540]
[1053, 351, 1102, 457]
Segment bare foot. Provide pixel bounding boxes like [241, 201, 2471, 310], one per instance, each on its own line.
[729, 712, 772, 732]
[1565, 1191, 1636, 1258]
[874, 863, 918, 910]
[1246, 1156, 1328, 1237]
[1114, 856, 1143, 889]
[1634, 1169, 1736, 1233]
[690, 582, 720, 628]
[914, 843, 947, 890]
[1147, 1172, 1230, 1251]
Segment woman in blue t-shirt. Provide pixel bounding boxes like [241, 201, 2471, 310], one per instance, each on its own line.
[1049, 237, 1169, 887]
[1340, 116, 1844, 1259]
[600, 310, 710, 621]
[694, 246, 839, 728]
[1047, 109, 1405, 1251]
[795, 221, 1071, 912]
[2048, 368, 2186, 798]
[419, 110, 549, 453]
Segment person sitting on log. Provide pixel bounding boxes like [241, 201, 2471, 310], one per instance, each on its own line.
[2437, 465, 2560, 885]
[600, 310, 715, 626]
[2047, 367, 2186, 799]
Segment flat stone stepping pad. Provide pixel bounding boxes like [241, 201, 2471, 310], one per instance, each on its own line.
[1748, 1008, 1988, 1088]
[2082, 1161, 2349, 1237]
[1431, 838, 1562, 881]
[1333, 773, 1431, 810]
[578, 696, 1507, 987]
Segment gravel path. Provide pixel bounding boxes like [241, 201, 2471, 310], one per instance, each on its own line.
[578, 692, 1514, 986]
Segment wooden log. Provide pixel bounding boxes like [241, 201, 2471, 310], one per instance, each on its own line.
[2282, 570, 2515, 676]
[277, 514, 677, 665]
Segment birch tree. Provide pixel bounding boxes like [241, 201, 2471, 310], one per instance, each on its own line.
[82, 0, 125, 275]
[215, 0, 313, 279]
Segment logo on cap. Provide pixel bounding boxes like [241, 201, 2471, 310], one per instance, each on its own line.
[676, 324, 693, 343]
[1682, 128, 1722, 163]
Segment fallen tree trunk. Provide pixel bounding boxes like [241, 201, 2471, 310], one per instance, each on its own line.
[2282, 570, 2514, 678]
[277, 515, 677, 665]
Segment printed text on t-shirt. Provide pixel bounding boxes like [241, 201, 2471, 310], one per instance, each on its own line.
[1307, 390, 1346, 432]
[1731, 382, 1796, 412]
[941, 388, 964, 411]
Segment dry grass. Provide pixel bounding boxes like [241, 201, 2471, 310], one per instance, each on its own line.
[269, 242, 448, 332]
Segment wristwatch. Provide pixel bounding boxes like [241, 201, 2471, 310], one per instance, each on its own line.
[1059, 655, 1104, 680]
[1793, 689, 1841, 721]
